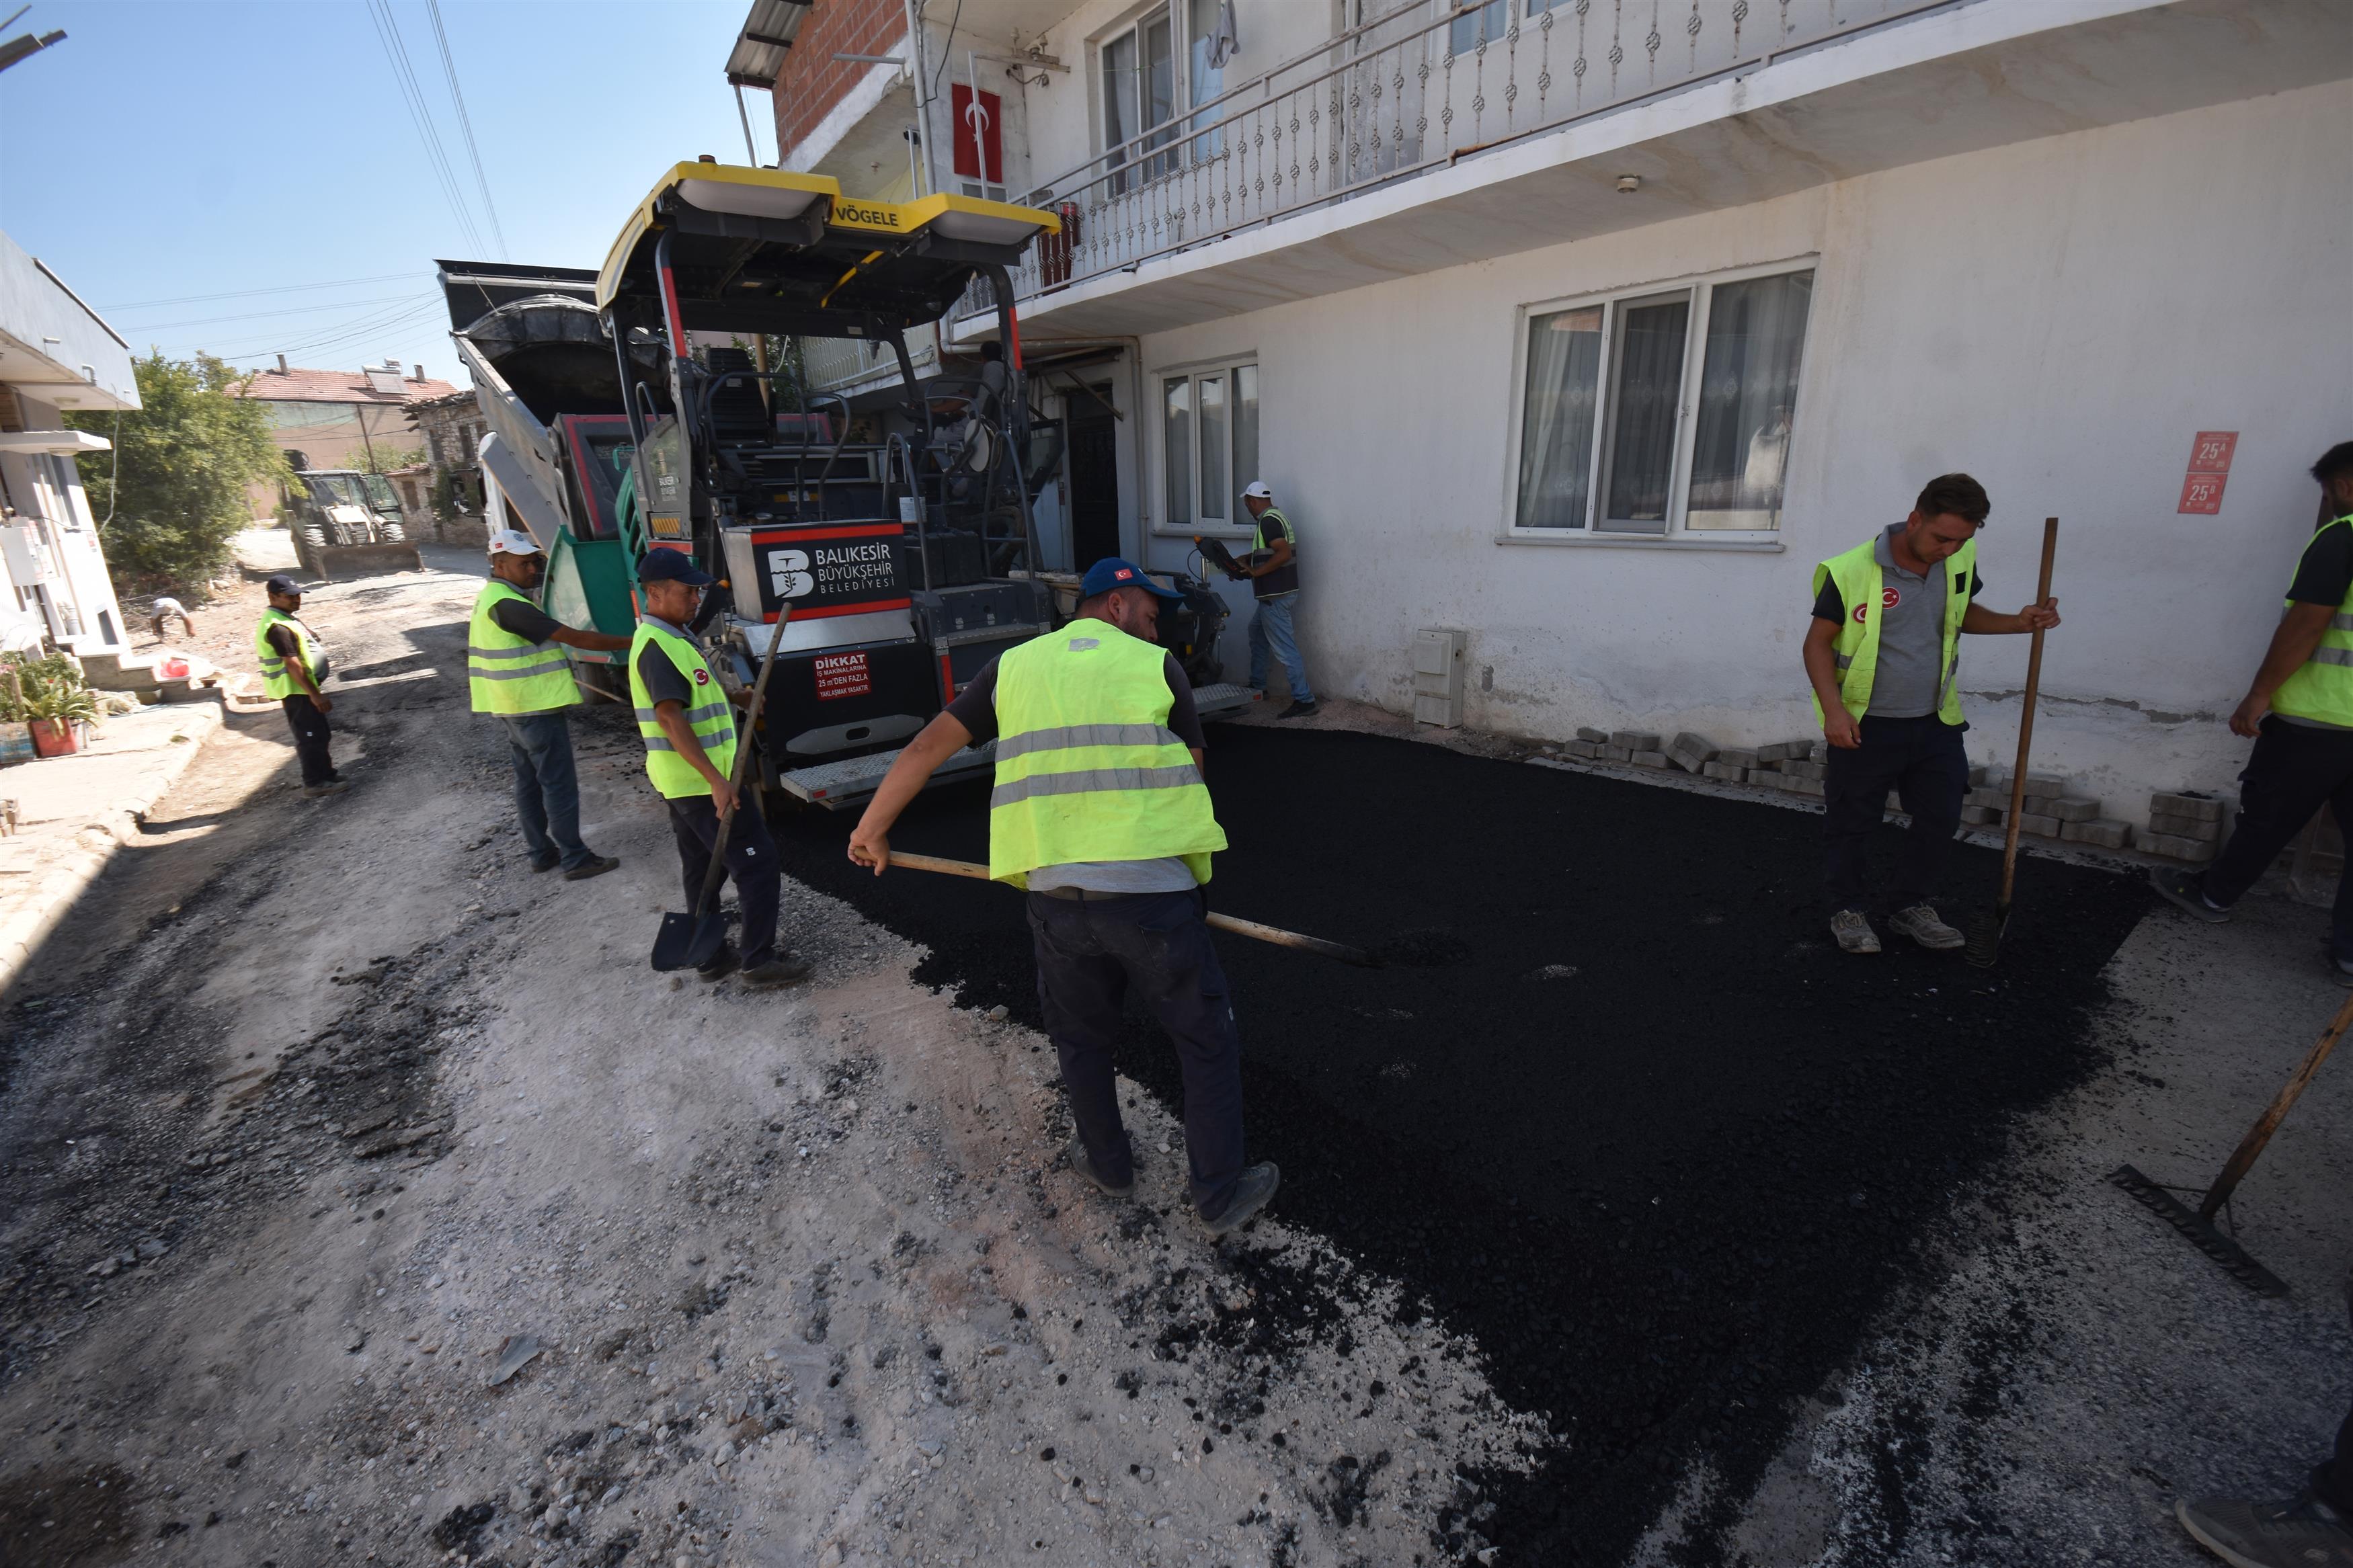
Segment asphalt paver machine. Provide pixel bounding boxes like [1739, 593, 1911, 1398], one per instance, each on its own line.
[587, 162, 1245, 807]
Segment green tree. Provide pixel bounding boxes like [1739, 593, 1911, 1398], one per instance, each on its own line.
[67, 352, 286, 593]
[342, 441, 426, 474]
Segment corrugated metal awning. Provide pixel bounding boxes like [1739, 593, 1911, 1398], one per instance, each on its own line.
[725, 0, 810, 88]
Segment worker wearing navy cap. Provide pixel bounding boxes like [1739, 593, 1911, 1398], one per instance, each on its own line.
[848, 557, 1279, 1236]
[629, 550, 813, 989]
[255, 573, 344, 798]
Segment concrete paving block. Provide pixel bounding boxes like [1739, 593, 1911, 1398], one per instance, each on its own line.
[1631, 750, 1669, 768]
[2018, 813, 2063, 839]
[1601, 745, 1632, 761]
[2061, 819, 2130, 848]
[1562, 739, 1601, 759]
[1965, 786, 2011, 809]
[2147, 811, 2222, 842]
[1609, 731, 1663, 753]
[2050, 798, 2101, 823]
[1967, 764, 1990, 787]
[1667, 731, 1719, 771]
[1756, 741, 1794, 764]
[1575, 727, 1609, 743]
[2022, 796, 2061, 817]
[1885, 791, 1905, 812]
[2022, 774, 2066, 796]
[1702, 761, 1746, 782]
[1717, 748, 1759, 771]
[1746, 768, 1783, 788]
[2137, 829, 2219, 862]
[1785, 759, 1827, 782]
[1787, 739, 1817, 761]
[2150, 791, 2224, 822]
[1789, 776, 1825, 798]
[1960, 804, 2001, 825]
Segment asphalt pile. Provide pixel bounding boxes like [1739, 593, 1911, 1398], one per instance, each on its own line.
[776, 725, 2150, 1564]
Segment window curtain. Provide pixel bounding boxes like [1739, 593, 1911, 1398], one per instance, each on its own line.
[1687, 271, 1813, 530]
[1515, 307, 1603, 529]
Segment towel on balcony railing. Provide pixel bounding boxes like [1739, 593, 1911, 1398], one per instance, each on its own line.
[1207, 0, 1240, 69]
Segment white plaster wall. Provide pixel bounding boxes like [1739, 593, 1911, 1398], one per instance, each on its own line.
[1127, 79, 2353, 820]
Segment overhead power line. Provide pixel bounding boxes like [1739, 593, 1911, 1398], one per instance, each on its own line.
[365, 0, 489, 257]
[98, 271, 429, 312]
[425, 0, 507, 260]
[118, 291, 428, 332]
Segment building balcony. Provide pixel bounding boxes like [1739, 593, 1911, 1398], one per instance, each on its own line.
[953, 0, 2350, 340]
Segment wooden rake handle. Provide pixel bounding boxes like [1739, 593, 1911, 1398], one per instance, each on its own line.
[878, 850, 1380, 967]
[1996, 518, 2061, 909]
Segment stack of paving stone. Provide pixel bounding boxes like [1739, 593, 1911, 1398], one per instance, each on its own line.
[2138, 790, 2226, 862]
[1958, 770, 2133, 849]
[1561, 727, 1671, 767]
[1746, 740, 1827, 798]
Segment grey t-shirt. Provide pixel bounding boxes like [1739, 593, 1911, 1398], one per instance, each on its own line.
[1811, 526, 1982, 720]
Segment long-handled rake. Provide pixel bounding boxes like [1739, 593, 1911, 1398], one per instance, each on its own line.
[1967, 516, 2059, 968]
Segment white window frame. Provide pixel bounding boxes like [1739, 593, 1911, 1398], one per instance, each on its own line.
[1092, 0, 1230, 190]
[1152, 355, 1259, 540]
[1499, 255, 1819, 552]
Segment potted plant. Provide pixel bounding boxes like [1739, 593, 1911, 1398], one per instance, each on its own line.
[14, 654, 99, 757]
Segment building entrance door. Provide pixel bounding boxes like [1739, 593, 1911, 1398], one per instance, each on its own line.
[1066, 385, 1121, 570]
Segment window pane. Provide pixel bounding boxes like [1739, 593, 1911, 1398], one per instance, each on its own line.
[1686, 270, 1812, 531]
[1232, 364, 1259, 516]
[1103, 30, 1139, 193]
[1164, 376, 1193, 526]
[1143, 15, 1178, 180]
[1196, 375, 1227, 520]
[1451, 0, 1507, 54]
[1602, 296, 1689, 531]
[1516, 306, 1603, 528]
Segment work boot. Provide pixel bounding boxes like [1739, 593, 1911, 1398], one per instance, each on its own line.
[1829, 909, 1880, 954]
[1064, 1139, 1134, 1200]
[2151, 867, 2233, 924]
[739, 952, 815, 989]
[302, 780, 350, 798]
[1277, 700, 1319, 721]
[563, 854, 621, 882]
[1201, 1163, 1279, 1235]
[1888, 903, 1966, 951]
[2175, 1491, 2353, 1568]
[696, 944, 740, 981]
[528, 851, 561, 874]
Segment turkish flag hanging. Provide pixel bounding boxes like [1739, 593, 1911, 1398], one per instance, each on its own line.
[951, 85, 1003, 184]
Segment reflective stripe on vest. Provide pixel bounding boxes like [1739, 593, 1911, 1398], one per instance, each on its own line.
[2271, 515, 2353, 726]
[986, 619, 1226, 887]
[625, 621, 737, 796]
[1809, 533, 1975, 727]
[467, 581, 577, 714]
[254, 608, 321, 702]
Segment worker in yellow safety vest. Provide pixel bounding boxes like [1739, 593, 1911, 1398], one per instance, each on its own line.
[1802, 473, 2061, 956]
[2151, 442, 2353, 985]
[848, 557, 1279, 1235]
[255, 572, 345, 799]
[627, 548, 813, 989]
[471, 530, 633, 880]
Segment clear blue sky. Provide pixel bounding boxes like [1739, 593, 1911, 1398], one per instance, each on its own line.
[0, 0, 766, 386]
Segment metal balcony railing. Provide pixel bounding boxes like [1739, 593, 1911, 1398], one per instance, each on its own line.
[801, 321, 939, 392]
[966, 0, 1956, 318]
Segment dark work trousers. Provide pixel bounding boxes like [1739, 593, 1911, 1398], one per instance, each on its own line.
[280, 693, 336, 786]
[2318, 1401, 2353, 1516]
[2200, 716, 2353, 962]
[665, 795, 781, 967]
[1027, 888, 1247, 1221]
[1823, 714, 1969, 913]
[500, 712, 594, 870]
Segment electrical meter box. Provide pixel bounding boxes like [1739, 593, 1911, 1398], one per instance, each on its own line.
[1412, 626, 1466, 727]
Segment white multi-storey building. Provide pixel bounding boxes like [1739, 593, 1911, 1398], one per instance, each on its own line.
[742, 0, 2353, 817]
[0, 229, 136, 655]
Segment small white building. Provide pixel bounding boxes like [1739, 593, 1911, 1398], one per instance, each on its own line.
[0, 229, 138, 655]
[748, 0, 2353, 823]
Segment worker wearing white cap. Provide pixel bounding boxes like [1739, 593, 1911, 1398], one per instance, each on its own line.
[469, 530, 634, 878]
[1236, 481, 1316, 719]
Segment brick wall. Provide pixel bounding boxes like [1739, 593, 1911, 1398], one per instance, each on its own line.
[770, 0, 906, 161]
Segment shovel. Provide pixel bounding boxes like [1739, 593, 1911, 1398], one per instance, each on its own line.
[1966, 516, 2059, 968]
[650, 601, 793, 971]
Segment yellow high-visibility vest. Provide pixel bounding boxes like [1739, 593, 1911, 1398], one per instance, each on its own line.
[627, 620, 737, 798]
[255, 607, 323, 701]
[467, 581, 577, 714]
[988, 618, 1226, 887]
[1810, 534, 1977, 725]
[2270, 513, 2353, 727]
